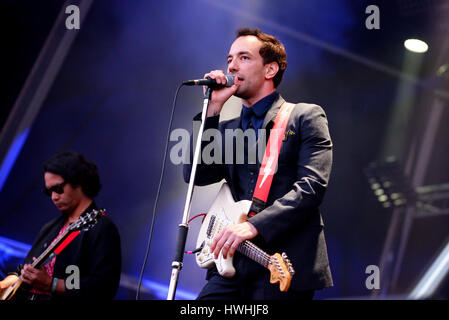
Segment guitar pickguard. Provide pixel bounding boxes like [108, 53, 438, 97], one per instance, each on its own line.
[195, 183, 251, 278]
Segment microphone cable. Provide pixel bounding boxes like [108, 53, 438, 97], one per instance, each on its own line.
[135, 83, 184, 300]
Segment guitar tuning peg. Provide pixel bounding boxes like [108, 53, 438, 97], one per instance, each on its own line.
[288, 266, 295, 275]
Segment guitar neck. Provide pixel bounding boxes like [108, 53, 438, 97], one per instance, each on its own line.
[30, 228, 72, 268]
[28, 209, 101, 269]
[237, 240, 271, 269]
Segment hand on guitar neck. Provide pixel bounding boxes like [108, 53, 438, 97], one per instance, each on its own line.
[210, 221, 259, 259]
[20, 262, 53, 292]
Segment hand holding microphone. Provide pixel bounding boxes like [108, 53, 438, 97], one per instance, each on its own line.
[183, 74, 235, 88]
[184, 70, 240, 117]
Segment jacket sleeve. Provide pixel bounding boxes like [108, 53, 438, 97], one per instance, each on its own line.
[63, 217, 122, 299]
[11, 217, 61, 276]
[248, 104, 333, 244]
[183, 113, 225, 186]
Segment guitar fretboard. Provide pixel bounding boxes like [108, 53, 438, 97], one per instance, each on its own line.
[31, 227, 72, 268]
[237, 240, 271, 268]
[30, 210, 101, 268]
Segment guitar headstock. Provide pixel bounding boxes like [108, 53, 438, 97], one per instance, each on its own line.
[69, 208, 105, 232]
[268, 252, 295, 292]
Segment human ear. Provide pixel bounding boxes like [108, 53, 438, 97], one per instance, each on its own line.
[265, 62, 279, 80]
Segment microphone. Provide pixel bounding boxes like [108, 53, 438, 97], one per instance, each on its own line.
[183, 75, 235, 87]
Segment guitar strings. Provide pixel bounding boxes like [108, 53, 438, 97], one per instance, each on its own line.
[211, 218, 272, 268]
[31, 228, 70, 267]
[237, 241, 270, 267]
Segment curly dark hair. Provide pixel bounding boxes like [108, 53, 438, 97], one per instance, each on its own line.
[236, 27, 287, 88]
[43, 151, 101, 198]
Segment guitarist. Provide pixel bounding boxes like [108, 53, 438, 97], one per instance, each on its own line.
[0, 151, 121, 300]
[184, 28, 333, 300]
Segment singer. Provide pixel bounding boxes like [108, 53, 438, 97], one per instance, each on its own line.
[184, 28, 333, 300]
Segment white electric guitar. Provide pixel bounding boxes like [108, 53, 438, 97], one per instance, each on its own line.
[195, 183, 295, 292]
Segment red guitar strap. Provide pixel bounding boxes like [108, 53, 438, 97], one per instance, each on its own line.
[54, 230, 80, 255]
[248, 102, 296, 217]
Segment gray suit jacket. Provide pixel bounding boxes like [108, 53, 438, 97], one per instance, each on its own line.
[184, 94, 333, 291]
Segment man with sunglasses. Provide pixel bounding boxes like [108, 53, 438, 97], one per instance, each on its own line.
[0, 151, 121, 300]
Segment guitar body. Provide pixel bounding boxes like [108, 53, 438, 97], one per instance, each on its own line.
[195, 183, 252, 278]
[195, 183, 295, 291]
[0, 278, 37, 300]
[1, 279, 50, 300]
[0, 279, 23, 300]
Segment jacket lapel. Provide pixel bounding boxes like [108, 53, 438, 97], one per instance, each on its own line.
[224, 95, 286, 201]
[262, 95, 285, 129]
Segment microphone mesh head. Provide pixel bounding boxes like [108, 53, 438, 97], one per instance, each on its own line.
[225, 75, 235, 87]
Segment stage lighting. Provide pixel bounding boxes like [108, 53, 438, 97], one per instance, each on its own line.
[404, 39, 429, 53]
[364, 158, 416, 209]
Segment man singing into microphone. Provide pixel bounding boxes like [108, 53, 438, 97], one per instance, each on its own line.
[184, 28, 333, 300]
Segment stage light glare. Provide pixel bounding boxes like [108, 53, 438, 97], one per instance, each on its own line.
[375, 189, 385, 196]
[383, 202, 391, 208]
[383, 181, 392, 188]
[404, 39, 428, 53]
[371, 183, 381, 190]
[391, 193, 400, 200]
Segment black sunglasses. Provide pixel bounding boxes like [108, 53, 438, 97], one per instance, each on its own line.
[42, 181, 67, 196]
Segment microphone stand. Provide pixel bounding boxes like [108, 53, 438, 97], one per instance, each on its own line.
[166, 86, 213, 300]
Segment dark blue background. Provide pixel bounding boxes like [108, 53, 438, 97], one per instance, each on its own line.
[1, 0, 448, 299]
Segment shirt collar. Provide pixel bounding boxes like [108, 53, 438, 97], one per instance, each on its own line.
[242, 91, 279, 118]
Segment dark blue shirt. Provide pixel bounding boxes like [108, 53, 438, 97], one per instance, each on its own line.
[235, 91, 279, 201]
[241, 91, 279, 135]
